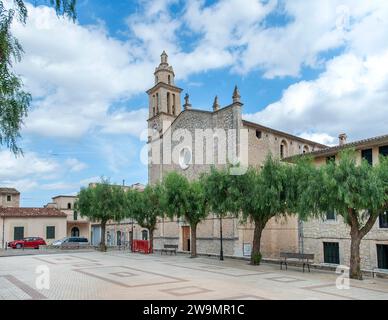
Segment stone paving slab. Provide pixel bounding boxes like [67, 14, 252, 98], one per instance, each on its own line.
[0, 251, 387, 300]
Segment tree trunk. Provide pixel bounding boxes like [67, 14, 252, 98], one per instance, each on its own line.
[100, 220, 107, 252]
[349, 231, 362, 280]
[348, 209, 378, 280]
[149, 228, 154, 254]
[251, 219, 264, 265]
[190, 223, 198, 258]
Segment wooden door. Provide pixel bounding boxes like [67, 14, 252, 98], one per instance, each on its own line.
[182, 226, 190, 251]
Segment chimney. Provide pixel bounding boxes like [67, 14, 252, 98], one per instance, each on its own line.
[339, 133, 347, 146]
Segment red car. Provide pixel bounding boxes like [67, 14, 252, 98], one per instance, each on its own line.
[8, 237, 46, 249]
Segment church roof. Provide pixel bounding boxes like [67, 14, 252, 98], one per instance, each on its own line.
[284, 133, 388, 161]
[242, 120, 328, 149]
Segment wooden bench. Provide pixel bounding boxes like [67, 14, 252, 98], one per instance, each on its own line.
[372, 268, 388, 278]
[161, 244, 178, 255]
[280, 252, 314, 273]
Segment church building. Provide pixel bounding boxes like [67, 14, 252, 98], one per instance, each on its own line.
[147, 51, 327, 258]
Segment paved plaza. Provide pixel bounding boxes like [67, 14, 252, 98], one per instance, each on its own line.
[0, 251, 387, 300]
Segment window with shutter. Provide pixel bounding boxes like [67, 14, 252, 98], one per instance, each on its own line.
[380, 145, 388, 157]
[379, 212, 388, 228]
[46, 226, 55, 239]
[326, 211, 336, 221]
[377, 245, 388, 269]
[361, 149, 373, 165]
[14, 227, 24, 240]
[323, 242, 340, 264]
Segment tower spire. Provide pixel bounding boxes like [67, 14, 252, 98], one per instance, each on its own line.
[232, 85, 241, 103]
[213, 96, 220, 111]
[161, 50, 168, 65]
[183, 93, 192, 110]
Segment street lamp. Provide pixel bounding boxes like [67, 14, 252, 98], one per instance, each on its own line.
[219, 216, 224, 261]
[131, 217, 135, 252]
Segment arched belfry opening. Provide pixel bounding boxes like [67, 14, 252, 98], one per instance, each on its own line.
[146, 51, 183, 124]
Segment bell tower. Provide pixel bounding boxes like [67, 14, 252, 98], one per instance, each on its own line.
[147, 51, 183, 135]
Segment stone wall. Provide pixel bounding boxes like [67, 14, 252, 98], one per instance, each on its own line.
[303, 215, 388, 269]
[0, 194, 20, 208]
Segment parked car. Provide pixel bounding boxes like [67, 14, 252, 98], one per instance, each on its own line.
[52, 237, 89, 247]
[8, 237, 46, 249]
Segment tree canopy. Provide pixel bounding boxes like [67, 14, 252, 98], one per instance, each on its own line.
[163, 172, 208, 257]
[228, 156, 290, 264]
[293, 150, 388, 279]
[128, 184, 164, 252]
[0, 0, 76, 154]
[76, 179, 127, 251]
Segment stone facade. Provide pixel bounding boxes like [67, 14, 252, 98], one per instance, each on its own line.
[299, 138, 388, 270]
[49, 195, 91, 239]
[147, 52, 326, 258]
[0, 188, 20, 208]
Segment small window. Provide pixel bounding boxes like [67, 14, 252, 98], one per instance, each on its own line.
[142, 230, 148, 241]
[46, 226, 55, 239]
[168, 75, 171, 85]
[379, 212, 388, 229]
[7, 195, 11, 202]
[362, 149, 373, 165]
[323, 242, 340, 264]
[379, 146, 388, 157]
[256, 130, 262, 139]
[67, 203, 72, 209]
[326, 211, 336, 221]
[326, 155, 336, 164]
[74, 211, 78, 221]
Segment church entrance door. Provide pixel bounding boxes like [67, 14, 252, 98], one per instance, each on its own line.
[182, 226, 190, 251]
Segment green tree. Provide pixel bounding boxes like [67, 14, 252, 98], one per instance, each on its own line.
[76, 179, 127, 252]
[296, 150, 388, 280]
[163, 172, 208, 258]
[232, 157, 289, 265]
[201, 167, 240, 260]
[0, 0, 76, 154]
[128, 184, 164, 253]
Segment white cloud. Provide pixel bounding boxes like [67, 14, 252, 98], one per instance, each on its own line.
[13, 4, 153, 139]
[0, 150, 89, 194]
[0, 151, 59, 180]
[100, 108, 148, 136]
[41, 182, 78, 191]
[299, 133, 337, 147]
[10, 1, 388, 150]
[244, 50, 388, 142]
[65, 158, 88, 172]
[79, 176, 100, 186]
[0, 179, 38, 193]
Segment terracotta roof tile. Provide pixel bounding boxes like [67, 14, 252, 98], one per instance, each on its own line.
[284, 133, 388, 161]
[0, 207, 67, 218]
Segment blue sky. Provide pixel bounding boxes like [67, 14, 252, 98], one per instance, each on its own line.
[2, 0, 388, 206]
